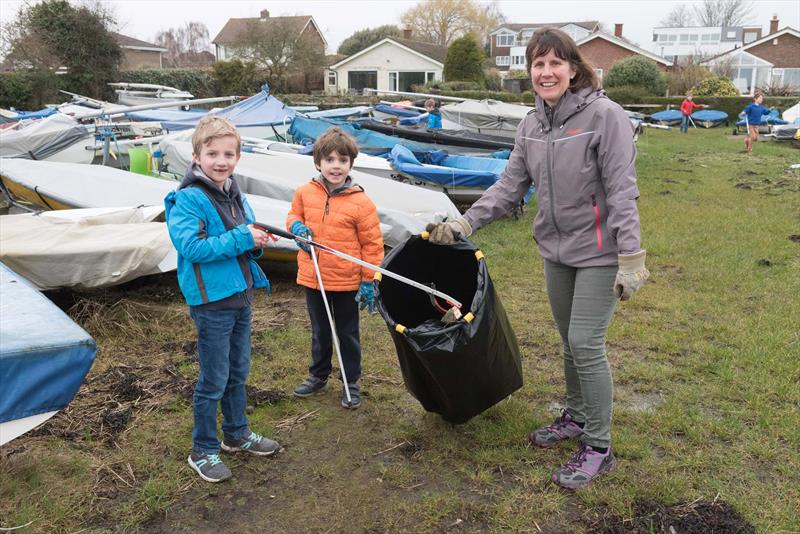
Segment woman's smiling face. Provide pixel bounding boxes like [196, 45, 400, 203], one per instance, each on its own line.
[530, 49, 576, 107]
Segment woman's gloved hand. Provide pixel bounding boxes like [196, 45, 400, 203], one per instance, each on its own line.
[425, 217, 472, 245]
[614, 250, 650, 301]
[290, 221, 312, 252]
[355, 282, 376, 313]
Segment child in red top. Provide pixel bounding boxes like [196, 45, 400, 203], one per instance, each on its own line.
[679, 93, 705, 133]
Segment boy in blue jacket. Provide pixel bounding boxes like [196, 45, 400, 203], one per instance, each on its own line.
[739, 92, 771, 154]
[165, 116, 280, 483]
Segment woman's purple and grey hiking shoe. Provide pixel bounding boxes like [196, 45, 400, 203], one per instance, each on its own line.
[551, 442, 616, 489]
[528, 410, 584, 448]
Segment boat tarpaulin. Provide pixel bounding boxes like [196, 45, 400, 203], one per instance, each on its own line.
[374, 103, 421, 118]
[691, 109, 728, 127]
[306, 106, 372, 119]
[125, 108, 206, 122]
[0, 114, 92, 160]
[0, 207, 175, 290]
[358, 120, 515, 151]
[440, 99, 532, 137]
[0, 262, 97, 432]
[376, 237, 523, 423]
[650, 109, 683, 124]
[389, 145, 504, 188]
[160, 84, 296, 131]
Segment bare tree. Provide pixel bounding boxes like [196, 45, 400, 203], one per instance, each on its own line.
[660, 4, 694, 27]
[155, 21, 211, 68]
[400, 0, 502, 47]
[694, 0, 753, 27]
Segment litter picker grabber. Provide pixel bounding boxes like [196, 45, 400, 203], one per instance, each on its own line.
[308, 244, 352, 404]
[253, 222, 463, 322]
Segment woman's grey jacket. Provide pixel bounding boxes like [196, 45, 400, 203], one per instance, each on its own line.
[464, 86, 642, 268]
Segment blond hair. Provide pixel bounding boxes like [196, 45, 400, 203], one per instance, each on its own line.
[192, 116, 241, 156]
[312, 127, 358, 167]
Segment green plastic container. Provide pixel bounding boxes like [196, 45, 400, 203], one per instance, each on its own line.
[128, 147, 151, 176]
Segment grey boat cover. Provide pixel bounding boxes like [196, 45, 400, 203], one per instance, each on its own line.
[0, 159, 299, 255]
[440, 100, 532, 138]
[0, 207, 175, 290]
[159, 137, 461, 247]
[0, 115, 93, 160]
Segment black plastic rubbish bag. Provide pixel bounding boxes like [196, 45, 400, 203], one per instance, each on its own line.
[375, 236, 523, 424]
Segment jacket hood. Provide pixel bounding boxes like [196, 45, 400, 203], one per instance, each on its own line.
[312, 174, 363, 196]
[178, 162, 241, 201]
[535, 86, 606, 130]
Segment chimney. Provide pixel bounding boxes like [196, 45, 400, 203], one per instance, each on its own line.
[403, 28, 412, 39]
[769, 15, 779, 34]
[614, 23, 623, 38]
[260, 9, 269, 20]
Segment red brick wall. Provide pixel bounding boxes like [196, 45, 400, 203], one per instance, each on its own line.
[579, 38, 669, 77]
[491, 35, 512, 71]
[747, 33, 800, 68]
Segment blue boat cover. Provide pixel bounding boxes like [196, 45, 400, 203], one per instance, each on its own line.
[0, 263, 97, 424]
[126, 108, 207, 122]
[400, 113, 429, 126]
[691, 109, 728, 122]
[650, 110, 683, 122]
[159, 84, 296, 131]
[374, 103, 421, 118]
[7, 107, 59, 120]
[388, 145, 535, 202]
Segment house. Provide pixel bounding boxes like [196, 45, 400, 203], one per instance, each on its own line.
[577, 25, 673, 85]
[701, 18, 800, 95]
[326, 31, 446, 95]
[112, 32, 167, 69]
[489, 21, 599, 74]
[211, 9, 326, 61]
[649, 23, 762, 64]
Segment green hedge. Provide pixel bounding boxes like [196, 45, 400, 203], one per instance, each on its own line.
[0, 71, 66, 109]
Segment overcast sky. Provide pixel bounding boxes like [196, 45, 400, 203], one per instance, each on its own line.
[2, 0, 798, 54]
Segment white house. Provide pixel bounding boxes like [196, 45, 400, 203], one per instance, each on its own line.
[649, 24, 762, 63]
[326, 36, 447, 96]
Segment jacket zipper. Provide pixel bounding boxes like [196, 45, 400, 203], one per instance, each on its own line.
[591, 193, 603, 250]
[545, 125, 561, 263]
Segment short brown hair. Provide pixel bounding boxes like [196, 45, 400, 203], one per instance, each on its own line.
[754, 91, 764, 99]
[192, 116, 241, 156]
[312, 127, 358, 167]
[525, 27, 599, 93]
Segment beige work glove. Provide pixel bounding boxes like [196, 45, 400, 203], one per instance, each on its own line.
[425, 217, 472, 245]
[614, 250, 650, 301]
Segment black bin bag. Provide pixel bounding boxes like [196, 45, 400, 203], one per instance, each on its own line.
[375, 236, 523, 424]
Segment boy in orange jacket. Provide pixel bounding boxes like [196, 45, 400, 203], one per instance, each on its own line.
[286, 127, 384, 409]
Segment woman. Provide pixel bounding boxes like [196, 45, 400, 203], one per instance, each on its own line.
[426, 28, 649, 489]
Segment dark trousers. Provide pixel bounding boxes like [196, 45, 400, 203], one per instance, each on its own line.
[305, 287, 361, 384]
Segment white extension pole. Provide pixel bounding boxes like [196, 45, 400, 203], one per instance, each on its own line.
[310, 247, 351, 403]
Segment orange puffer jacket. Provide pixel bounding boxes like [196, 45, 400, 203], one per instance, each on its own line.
[286, 178, 384, 291]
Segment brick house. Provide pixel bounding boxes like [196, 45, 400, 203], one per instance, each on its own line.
[701, 19, 800, 95]
[577, 25, 673, 86]
[112, 33, 166, 69]
[489, 21, 599, 74]
[212, 9, 326, 61]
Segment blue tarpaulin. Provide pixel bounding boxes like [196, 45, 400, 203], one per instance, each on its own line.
[125, 108, 207, 122]
[159, 84, 296, 131]
[650, 109, 683, 124]
[374, 103, 421, 118]
[691, 109, 728, 127]
[0, 263, 97, 425]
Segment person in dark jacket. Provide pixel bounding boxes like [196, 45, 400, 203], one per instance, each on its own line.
[426, 28, 649, 489]
[165, 116, 280, 483]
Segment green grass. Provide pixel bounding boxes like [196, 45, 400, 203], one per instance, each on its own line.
[1, 128, 798, 532]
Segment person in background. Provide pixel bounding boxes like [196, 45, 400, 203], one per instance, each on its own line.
[287, 127, 384, 410]
[739, 92, 771, 154]
[165, 116, 280, 483]
[425, 28, 649, 489]
[425, 98, 442, 129]
[679, 93, 706, 133]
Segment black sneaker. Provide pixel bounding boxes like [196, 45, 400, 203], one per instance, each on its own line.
[221, 431, 281, 456]
[293, 376, 329, 398]
[188, 452, 232, 483]
[341, 382, 361, 410]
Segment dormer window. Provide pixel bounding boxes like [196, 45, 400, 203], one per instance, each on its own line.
[496, 32, 515, 47]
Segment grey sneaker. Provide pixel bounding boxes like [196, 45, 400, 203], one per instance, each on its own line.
[221, 431, 281, 456]
[188, 452, 232, 483]
[528, 410, 584, 448]
[551, 442, 616, 490]
[293, 376, 329, 397]
[341, 382, 361, 409]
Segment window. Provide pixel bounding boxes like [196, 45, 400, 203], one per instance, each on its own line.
[668, 35, 678, 42]
[689, 34, 699, 42]
[496, 32, 515, 47]
[389, 71, 398, 91]
[426, 71, 435, 83]
[594, 68, 603, 85]
[743, 31, 758, 43]
[680, 34, 690, 42]
[782, 68, 800, 90]
[727, 31, 736, 38]
[495, 55, 510, 66]
[327, 71, 336, 86]
[512, 55, 525, 66]
[658, 34, 669, 42]
[701, 33, 719, 42]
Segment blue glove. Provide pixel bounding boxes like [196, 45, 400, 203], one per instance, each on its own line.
[355, 281, 376, 313]
[290, 221, 312, 253]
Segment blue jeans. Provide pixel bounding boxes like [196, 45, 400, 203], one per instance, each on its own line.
[680, 115, 690, 133]
[305, 288, 361, 384]
[189, 305, 252, 454]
